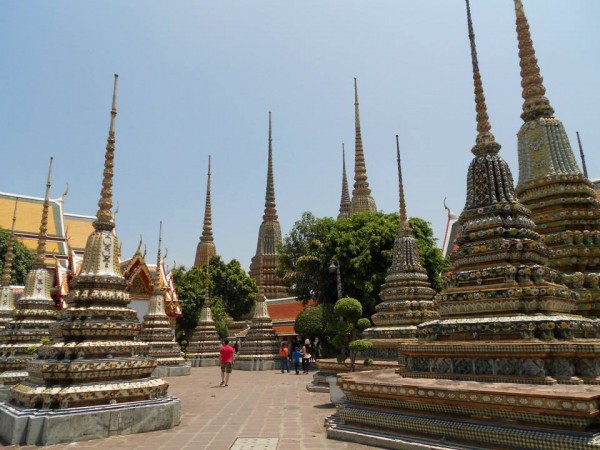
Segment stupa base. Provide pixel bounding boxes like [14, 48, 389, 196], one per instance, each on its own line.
[188, 356, 219, 367]
[306, 371, 330, 393]
[152, 363, 191, 377]
[234, 358, 277, 371]
[0, 387, 9, 403]
[326, 414, 468, 450]
[0, 396, 181, 445]
[0, 370, 28, 386]
[325, 369, 600, 450]
[0, 371, 28, 403]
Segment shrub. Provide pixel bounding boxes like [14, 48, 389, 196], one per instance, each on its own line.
[356, 318, 371, 331]
[348, 339, 373, 353]
[333, 297, 362, 322]
[363, 358, 374, 367]
[348, 339, 373, 372]
[294, 305, 324, 337]
[331, 334, 346, 350]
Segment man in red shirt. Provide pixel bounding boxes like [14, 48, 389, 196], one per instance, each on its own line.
[220, 339, 235, 386]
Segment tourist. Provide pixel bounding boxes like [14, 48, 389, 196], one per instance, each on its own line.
[292, 347, 302, 375]
[279, 342, 290, 373]
[219, 339, 235, 386]
[301, 341, 311, 374]
[233, 341, 239, 354]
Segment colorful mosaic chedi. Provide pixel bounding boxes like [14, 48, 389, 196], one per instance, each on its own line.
[337, 144, 351, 220]
[327, 2, 600, 449]
[349, 78, 377, 216]
[139, 223, 188, 373]
[8, 75, 171, 409]
[362, 136, 438, 361]
[248, 112, 288, 300]
[185, 266, 221, 367]
[235, 296, 280, 370]
[0, 159, 56, 379]
[0, 199, 18, 334]
[513, 0, 600, 316]
[194, 155, 216, 268]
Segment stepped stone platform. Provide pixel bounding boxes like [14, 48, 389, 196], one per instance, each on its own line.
[0, 396, 181, 445]
[308, 358, 397, 393]
[327, 369, 600, 450]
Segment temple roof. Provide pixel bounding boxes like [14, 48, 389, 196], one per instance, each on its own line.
[0, 192, 93, 268]
[266, 297, 314, 337]
[266, 297, 313, 320]
[120, 249, 182, 318]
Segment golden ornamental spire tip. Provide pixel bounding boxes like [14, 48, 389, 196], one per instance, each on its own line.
[35, 157, 54, 266]
[95, 75, 119, 229]
[396, 135, 409, 233]
[465, 0, 499, 155]
[513, 0, 554, 121]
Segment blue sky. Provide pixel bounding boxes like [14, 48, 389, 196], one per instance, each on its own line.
[1, 0, 599, 271]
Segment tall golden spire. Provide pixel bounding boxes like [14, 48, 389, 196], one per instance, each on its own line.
[1, 199, 19, 286]
[194, 155, 216, 267]
[514, 0, 554, 121]
[95, 74, 118, 230]
[350, 78, 377, 214]
[338, 143, 351, 219]
[466, 0, 499, 156]
[396, 135, 411, 236]
[202, 155, 213, 241]
[249, 112, 287, 299]
[155, 220, 163, 289]
[35, 157, 54, 267]
[264, 111, 278, 222]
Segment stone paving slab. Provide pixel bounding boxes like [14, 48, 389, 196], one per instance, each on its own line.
[6, 367, 375, 450]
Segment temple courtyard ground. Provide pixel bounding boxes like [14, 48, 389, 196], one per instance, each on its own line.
[5, 367, 374, 450]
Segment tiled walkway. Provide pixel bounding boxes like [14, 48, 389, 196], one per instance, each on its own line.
[14, 367, 374, 450]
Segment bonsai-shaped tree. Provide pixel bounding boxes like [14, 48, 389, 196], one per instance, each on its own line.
[331, 297, 372, 371]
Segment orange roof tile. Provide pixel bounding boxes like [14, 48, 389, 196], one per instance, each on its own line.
[267, 299, 314, 320]
[273, 325, 297, 336]
[64, 214, 95, 251]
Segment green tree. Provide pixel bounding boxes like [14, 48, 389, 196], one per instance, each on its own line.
[0, 228, 35, 285]
[208, 256, 257, 320]
[173, 257, 257, 340]
[278, 211, 448, 319]
[172, 265, 207, 341]
[294, 304, 337, 339]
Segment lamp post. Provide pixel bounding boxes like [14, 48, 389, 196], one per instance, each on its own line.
[328, 260, 343, 300]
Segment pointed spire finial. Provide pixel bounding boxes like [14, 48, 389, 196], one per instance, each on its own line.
[1, 198, 19, 286]
[154, 221, 163, 289]
[263, 111, 278, 221]
[396, 135, 410, 235]
[61, 182, 69, 201]
[201, 155, 213, 239]
[35, 157, 54, 266]
[465, 0, 500, 155]
[514, 0, 554, 121]
[576, 131, 588, 179]
[156, 221, 163, 270]
[353, 78, 368, 184]
[349, 78, 377, 214]
[338, 143, 351, 219]
[95, 74, 118, 230]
